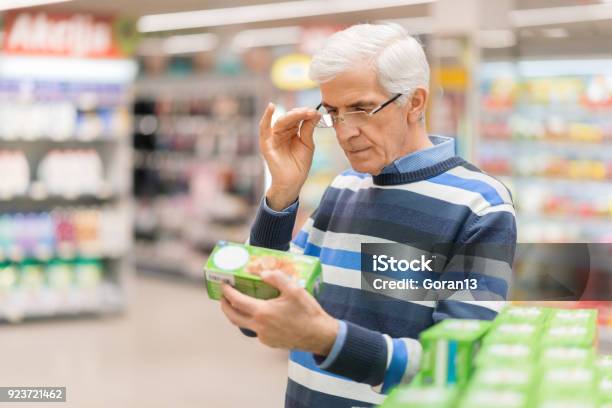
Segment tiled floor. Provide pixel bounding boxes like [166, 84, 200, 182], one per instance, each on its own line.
[0, 274, 288, 407]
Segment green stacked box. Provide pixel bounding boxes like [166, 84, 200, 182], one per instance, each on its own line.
[469, 365, 535, 393]
[376, 306, 606, 408]
[380, 386, 457, 408]
[419, 319, 491, 387]
[494, 306, 551, 325]
[457, 388, 528, 408]
[204, 241, 322, 300]
[540, 309, 597, 348]
[539, 346, 594, 367]
[483, 322, 541, 345]
[474, 343, 534, 368]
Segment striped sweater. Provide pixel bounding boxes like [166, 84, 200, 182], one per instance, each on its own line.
[249, 144, 516, 407]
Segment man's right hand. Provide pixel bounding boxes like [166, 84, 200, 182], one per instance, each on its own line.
[259, 103, 320, 211]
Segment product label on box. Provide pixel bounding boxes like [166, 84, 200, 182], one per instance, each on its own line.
[506, 307, 543, 318]
[548, 326, 587, 337]
[443, 320, 484, 332]
[498, 323, 536, 334]
[479, 368, 529, 385]
[212, 245, 249, 270]
[555, 310, 592, 321]
[487, 344, 530, 358]
[205, 270, 235, 286]
[543, 347, 589, 359]
[545, 367, 593, 383]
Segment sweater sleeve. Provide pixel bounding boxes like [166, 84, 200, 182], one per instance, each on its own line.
[248, 197, 299, 251]
[313, 321, 422, 391]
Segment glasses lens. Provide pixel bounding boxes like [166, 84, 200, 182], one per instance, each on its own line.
[343, 111, 368, 128]
[316, 114, 334, 128]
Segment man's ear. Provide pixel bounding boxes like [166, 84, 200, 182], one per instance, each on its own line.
[407, 88, 428, 124]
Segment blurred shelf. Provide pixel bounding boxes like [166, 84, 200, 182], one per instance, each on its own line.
[486, 174, 612, 185]
[133, 241, 206, 283]
[480, 138, 612, 148]
[0, 136, 122, 144]
[517, 213, 612, 225]
[0, 184, 119, 205]
[0, 249, 127, 263]
[0, 281, 124, 324]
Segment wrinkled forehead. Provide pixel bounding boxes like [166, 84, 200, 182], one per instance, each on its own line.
[318, 66, 388, 109]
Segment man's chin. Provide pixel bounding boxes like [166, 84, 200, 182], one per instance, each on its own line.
[349, 160, 380, 175]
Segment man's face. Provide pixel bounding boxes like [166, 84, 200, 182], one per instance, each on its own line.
[319, 66, 412, 175]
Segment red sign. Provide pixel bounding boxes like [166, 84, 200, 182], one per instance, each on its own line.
[3, 11, 126, 58]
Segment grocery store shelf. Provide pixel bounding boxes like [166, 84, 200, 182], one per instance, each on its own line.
[0, 185, 119, 205]
[133, 241, 207, 283]
[0, 281, 124, 324]
[480, 137, 612, 149]
[487, 173, 612, 185]
[0, 136, 121, 144]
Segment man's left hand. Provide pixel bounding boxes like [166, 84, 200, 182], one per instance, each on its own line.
[220, 270, 338, 357]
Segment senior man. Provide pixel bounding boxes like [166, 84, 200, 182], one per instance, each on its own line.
[220, 23, 516, 407]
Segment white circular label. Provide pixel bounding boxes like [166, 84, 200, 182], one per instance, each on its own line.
[213, 246, 249, 270]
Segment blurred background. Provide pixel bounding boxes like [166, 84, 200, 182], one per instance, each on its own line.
[1, 0, 612, 406]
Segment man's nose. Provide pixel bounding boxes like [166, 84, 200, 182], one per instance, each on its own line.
[334, 122, 360, 143]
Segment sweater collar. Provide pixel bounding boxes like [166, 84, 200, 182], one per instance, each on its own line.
[380, 135, 455, 175]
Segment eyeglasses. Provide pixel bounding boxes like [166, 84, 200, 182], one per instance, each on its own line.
[315, 93, 402, 129]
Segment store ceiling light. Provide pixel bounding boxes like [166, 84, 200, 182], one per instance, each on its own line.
[511, 3, 612, 27]
[138, 0, 436, 32]
[163, 33, 219, 54]
[541, 27, 569, 38]
[477, 30, 517, 49]
[374, 17, 435, 35]
[0, 0, 73, 11]
[138, 33, 219, 55]
[232, 26, 302, 50]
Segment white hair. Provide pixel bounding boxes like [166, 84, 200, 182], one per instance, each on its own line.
[309, 23, 430, 108]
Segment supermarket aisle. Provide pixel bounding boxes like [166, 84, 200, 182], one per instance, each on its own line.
[0, 275, 288, 408]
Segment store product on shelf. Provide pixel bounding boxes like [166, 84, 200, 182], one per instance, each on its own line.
[0, 98, 130, 142]
[0, 258, 117, 322]
[478, 62, 612, 243]
[419, 319, 491, 387]
[204, 241, 322, 300]
[0, 150, 29, 198]
[0, 206, 129, 261]
[378, 305, 609, 408]
[37, 149, 105, 197]
[382, 385, 457, 408]
[457, 388, 528, 408]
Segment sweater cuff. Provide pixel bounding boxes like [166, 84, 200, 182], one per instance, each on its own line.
[317, 320, 388, 386]
[316, 320, 347, 370]
[249, 197, 298, 250]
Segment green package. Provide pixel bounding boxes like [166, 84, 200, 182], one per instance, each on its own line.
[379, 386, 457, 408]
[597, 355, 612, 377]
[599, 375, 612, 404]
[419, 319, 491, 387]
[535, 395, 598, 408]
[538, 366, 597, 397]
[495, 306, 550, 325]
[539, 346, 594, 367]
[470, 365, 535, 392]
[457, 388, 527, 408]
[484, 323, 540, 345]
[204, 241, 322, 300]
[475, 343, 534, 367]
[547, 308, 597, 328]
[0, 262, 18, 294]
[540, 324, 596, 348]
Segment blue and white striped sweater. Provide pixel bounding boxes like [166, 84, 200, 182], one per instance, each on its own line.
[250, 154, 516, 408]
